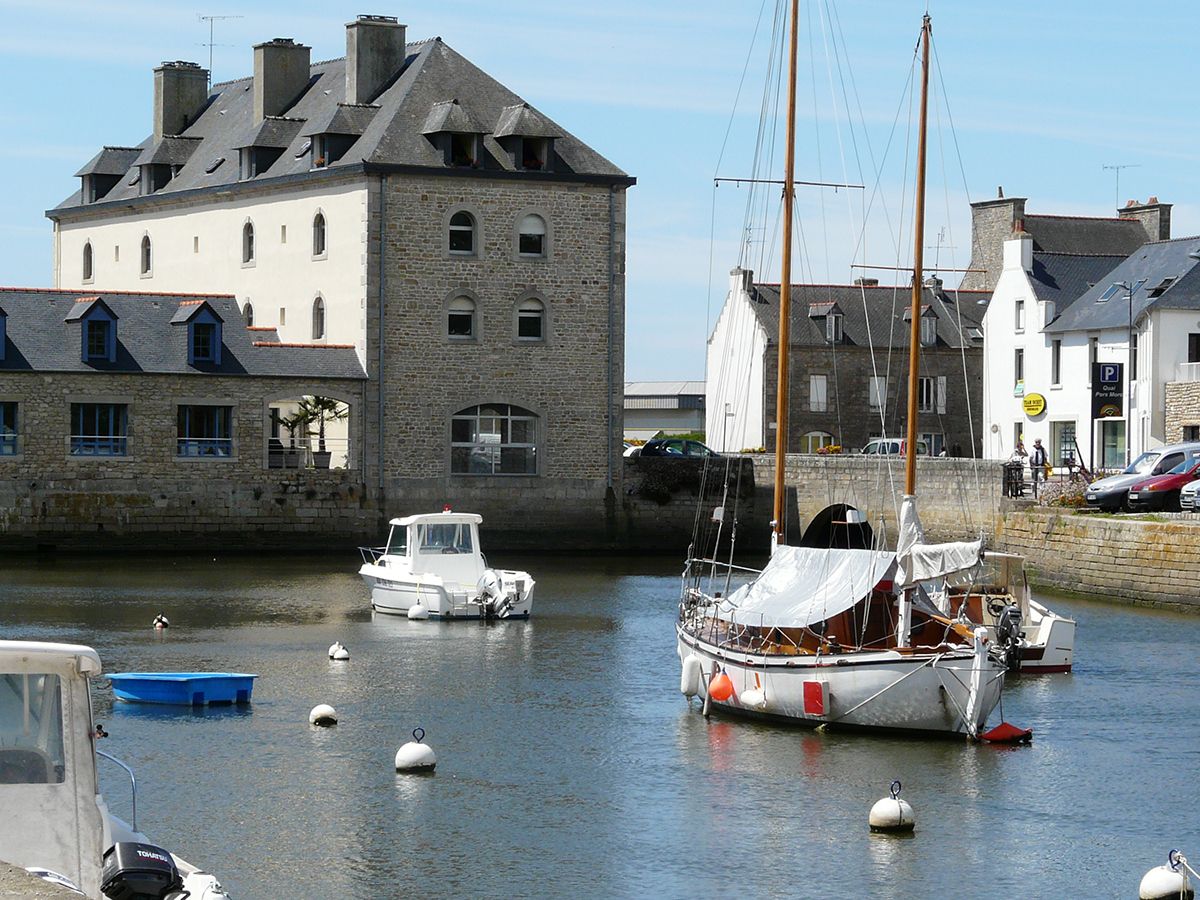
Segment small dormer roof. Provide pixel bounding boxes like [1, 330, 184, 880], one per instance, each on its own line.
[902, 304, 937, 320]
[169, 299, 224, 325]
[808, 301, 842, 317]
[74, 147, 143, 178]
[133, 136, 203, 167]
[234, 116, 306, 150]
[64, 296, 118, 323]
[493, 103, 562, 139]
[421, 99, 485, 135]
[301, 103, 378, 137]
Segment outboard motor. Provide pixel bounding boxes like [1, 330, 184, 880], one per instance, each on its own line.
[476, 569, 512, 619]
[993, 603, 1025, 672]
[101, 842, 184, 900]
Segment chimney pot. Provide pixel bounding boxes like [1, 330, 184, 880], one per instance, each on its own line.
[346, 15, 407, 105]
[1148, 195, 1159, 205]
[853, 277, 879, 287]
[997, 186, 1004, 198]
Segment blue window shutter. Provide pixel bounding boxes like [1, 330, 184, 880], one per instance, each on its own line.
[107, 317, 116, 362]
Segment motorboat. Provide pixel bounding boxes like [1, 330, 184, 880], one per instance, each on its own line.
[359, 510, 534, 619]
[0, 639, 229, 898]
[948, 552, 1075, 673]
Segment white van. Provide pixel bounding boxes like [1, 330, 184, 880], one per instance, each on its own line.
[861, 438, 929, 456]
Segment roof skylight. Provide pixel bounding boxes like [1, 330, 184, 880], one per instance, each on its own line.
[204, 157, 225, 174]
[295, 139, 312, 158]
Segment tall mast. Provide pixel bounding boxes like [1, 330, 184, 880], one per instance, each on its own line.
[772, 0, 801, 541]
[904, 14, 931, 497]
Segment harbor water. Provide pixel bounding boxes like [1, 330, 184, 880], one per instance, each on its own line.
[1, 553, 1197, 898]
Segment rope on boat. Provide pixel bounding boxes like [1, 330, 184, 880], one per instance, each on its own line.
[823, 652, 945, 723]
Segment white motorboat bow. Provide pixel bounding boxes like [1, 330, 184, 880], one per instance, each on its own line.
[0, 640, 230, 898]
[359, 510, 534, 619]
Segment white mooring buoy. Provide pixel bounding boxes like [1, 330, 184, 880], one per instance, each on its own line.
[680, 653, 701, 697]
[152, 614, 169, 630]
[309, 704, 338, 727]
[869, 780, 915, 834]
[394, 727, 437, 772]
[328, 641, 350, 661]
[1140, 850, 1195, 900]
[407, 601, 429, 621]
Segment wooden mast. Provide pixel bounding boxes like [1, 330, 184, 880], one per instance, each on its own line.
[904, 14, 931, 497]
[771, 0, 801, 542]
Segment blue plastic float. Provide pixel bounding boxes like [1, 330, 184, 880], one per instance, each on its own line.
[108, 672, 257, 706]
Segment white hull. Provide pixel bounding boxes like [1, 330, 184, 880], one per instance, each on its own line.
[1017, 600, 1075, 673]
[677, 626, 1005, 737]
[360, 566, 533, 619]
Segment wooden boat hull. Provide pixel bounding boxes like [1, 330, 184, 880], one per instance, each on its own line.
[677, 625, 1005, 738]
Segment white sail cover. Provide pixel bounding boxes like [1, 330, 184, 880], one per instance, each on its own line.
[895, 494, 983, 588]
[721, 545, 896, 628]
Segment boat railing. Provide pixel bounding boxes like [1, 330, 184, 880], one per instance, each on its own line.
[358, 546, 389, 565]
[97, 749, 138, 833]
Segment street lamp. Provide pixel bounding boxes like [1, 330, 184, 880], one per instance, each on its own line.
[1104, 278, 1146, 465]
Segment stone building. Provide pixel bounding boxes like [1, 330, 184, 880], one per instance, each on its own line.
[40, 15, 634, 541]
[706, 267, 986, 456]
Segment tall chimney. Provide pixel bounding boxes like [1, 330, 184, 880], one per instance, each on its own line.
[253, 38, 311, 123]
[1119, 197, 1172, 242]
[346, 15, 407, 104]
[153, 61, 208, 141]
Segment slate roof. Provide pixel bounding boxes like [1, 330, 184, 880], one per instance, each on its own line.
[1024, 215, 1148, 256]
[53, 37, 630, 214]
[0, 288, 366, 379]
[748, 282, 988, 350]
[1028, 251, 1125, 314]
[133, 136, 203, 167]
[1045, 237, 1200, 333]
[74, 147, 142, 178]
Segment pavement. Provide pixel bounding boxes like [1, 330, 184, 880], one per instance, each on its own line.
[0, 862, 80, 898]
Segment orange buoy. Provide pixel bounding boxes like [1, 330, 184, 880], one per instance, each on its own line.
[709, 671, 734, 702]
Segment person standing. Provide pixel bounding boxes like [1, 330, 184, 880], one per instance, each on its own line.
[1030, 438, 1048, 497]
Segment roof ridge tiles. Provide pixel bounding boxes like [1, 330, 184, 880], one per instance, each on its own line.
[252, 341, 356, 349]
[1143, 235, 1200, 245]
[1026, 213, 1140, 224]
[754, 281, 990, 293]
[246, 326, 277, 331]
[1032, 250, 1130, 258]
[0, 287, 235, 299]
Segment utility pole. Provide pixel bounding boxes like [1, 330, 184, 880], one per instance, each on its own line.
[199, 14, 243, 87]
[1103, 163, 1141, 212]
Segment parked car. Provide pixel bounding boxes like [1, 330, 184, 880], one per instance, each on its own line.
[1084, 442, 1200, 511]
[636, 438, 720, 458]
[1181, 479, 1200, 512]
[860, 438, 929, 456]
[1127, 451, 1200, 511]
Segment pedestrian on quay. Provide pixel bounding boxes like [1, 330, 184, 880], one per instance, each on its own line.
[1030, 438, 1048, 497]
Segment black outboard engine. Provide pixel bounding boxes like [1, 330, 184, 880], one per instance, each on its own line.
[993, 603, 1025, 671]
[101, 842, 184, 900]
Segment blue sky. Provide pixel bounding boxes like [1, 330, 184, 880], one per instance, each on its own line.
[2, 0, 1198, 380]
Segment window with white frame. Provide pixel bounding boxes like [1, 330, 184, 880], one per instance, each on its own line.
[518, 214, 546, 257]
[517, 297, 545, 341]
[809, 374, 828, 412]
[312, 296, 325, 340]
[450, 404, 537, 475]
[869, 375, 886, 410]
[140, 235, 152, 275]
[1015, 299, 1025, 332]
[312, 212, 326, 258]
[918, 376, 935, 412]
[82, 242, 93, 283]
[803, 430, 834, 453]
[920, 314, 937, 347]
[448, 296, 476, 339]
[826, 312, 843, 343]
[1014, 348, 1025, 390]
[242, 221, 255, 264]
[449, 211, 476, 255]
[1051, 339, 1062, 385]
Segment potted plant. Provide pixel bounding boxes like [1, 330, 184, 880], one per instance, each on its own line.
[297, 396, 348, 469]
[278, 411, 311, 468]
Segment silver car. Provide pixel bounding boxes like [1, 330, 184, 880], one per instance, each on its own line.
[1181, 479, 1200, 512]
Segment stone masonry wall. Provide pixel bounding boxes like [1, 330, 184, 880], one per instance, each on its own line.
[1164, 381, 1200, 442]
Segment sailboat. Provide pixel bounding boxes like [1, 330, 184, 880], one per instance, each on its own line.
[677, 12, 1017, 739]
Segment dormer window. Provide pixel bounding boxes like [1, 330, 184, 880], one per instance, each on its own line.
[312, 134, 357, 168]
[140, 164, 173, 195]
[825, 312, 843, 343]
[240, 147, 284, 179]
[76, 146, 140, 204]
[920, 314, 937, 347]
[493, 103, 561, 173]
[450, 134, 477, 168]
[68, 299, 118, 364]
[192, 322, 217, 362]
[520, 138, 549, 171]
[173, 302, 224, 367]
[86, 320, 111, 361]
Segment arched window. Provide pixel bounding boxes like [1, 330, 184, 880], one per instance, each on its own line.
[243, 301, 254, 327]
[312, 212, 326, 257]
[447, 296, 476, 339]
[516, 297, 545, 341]
[312, 295, 325, 339]
[450, 404, 538, 475]
[140, 235, 152, 275]
[517, 214, 546, 257]
[82, 242, 93, 282]
[449, 211, 476, 255]
[242, 221, 255, 264]
[803, 431, 835, 454]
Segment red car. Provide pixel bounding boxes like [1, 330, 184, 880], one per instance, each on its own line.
[1126, 452, 1200, 511]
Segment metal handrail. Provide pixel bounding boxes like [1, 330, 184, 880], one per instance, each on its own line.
[96, 749, 137, 832]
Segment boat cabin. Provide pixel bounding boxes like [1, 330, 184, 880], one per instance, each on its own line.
[383, 512, 487, 585]
[0, 641, 106, 897]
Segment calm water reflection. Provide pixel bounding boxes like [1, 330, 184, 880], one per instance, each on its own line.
[1, 554, 1198, 898]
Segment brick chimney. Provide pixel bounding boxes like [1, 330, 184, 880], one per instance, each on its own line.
[853, 277, 879, 287]
[253, 38, 311, 123]
[153, 61, 208, 141]
[346, 15, 407, 105]
[1119, 196, 1172, 242]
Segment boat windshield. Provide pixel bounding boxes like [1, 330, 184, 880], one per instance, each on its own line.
[0, 673, 66, 784]
[417, 523, 474, 554]
[384, 525, 407, 557]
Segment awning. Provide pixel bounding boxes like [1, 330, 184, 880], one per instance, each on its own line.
[721, 545, 896, 628]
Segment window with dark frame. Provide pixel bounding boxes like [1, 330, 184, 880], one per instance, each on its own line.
[1189, 333, 1200, 364]
[449, 134, 476, 167]
[70, 403, 128, 456]
[518, 215, 546, 257]
[917, 376, 935, 413]
[449, 212, 475, 254]
[176, 405, 233, 457]
[450, 404, 538, 475]
[313, 213, 326, 257]
[242, 222, 255, 264]
[192, 322, 217, 363]
[312, 296, 325, 340]
[448, 296, 476, 339]
[1051, 339, 1062, 385]
[140, 236, 152, 274]
[82, 242, 93, 282]
[85, 320, 110, 362]
[0, 402, 17, 455]
[517, 298, 544, 340]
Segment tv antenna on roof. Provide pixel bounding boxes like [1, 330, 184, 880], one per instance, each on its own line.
[199, 14, 244, 87]
[1102, 163, 1141, 213]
